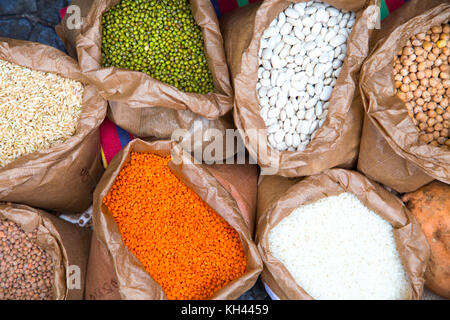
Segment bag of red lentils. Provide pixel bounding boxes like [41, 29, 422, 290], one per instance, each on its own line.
[0, 202, 91, 300]
[256, 169, 430, 300]
[0, 38, 107, 213]
[56, 0, 234, 147]
[357, 0, 450, 193]
[85, 160, 259, 300]
[220, 0, 379, 177]
[90, 139, 262, 300]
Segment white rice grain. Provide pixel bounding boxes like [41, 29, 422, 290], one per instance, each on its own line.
[268, 192, 411, 300]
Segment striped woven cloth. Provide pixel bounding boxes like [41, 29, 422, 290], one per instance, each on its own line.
[98, 0, 411, 167]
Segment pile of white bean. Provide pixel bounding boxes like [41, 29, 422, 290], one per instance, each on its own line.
[257, 1, 355, 151]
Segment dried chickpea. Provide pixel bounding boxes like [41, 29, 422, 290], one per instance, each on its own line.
[413, 106, 422, 114]
[417, 62, 427, 71]
[428, 101, 438, 110]
[423, 41, 433, 52]
[437, 40, 447, 49]
[394, 22, 450, 148]
[437, 137, 447, 145]
[432, 68, 441, 78]
[406, 91, 414, 101]
[417, 33, 426, 40]
[416, 55, 425, 63]
[402, 76, 411, 84]
[428, 110, 437, 118]
[400, 84, 410, 92]
[444, 24, 450, 34]
[400, 68, 409, 76]
[433, 95, 443, 103]
[403, 47, 414, 55]
[434, 123, 443, 131]
[416, 113, 427, 123]
[417, 70, 426, 79]
[431, 34, 440, 43]
[432, 26, 443, 34]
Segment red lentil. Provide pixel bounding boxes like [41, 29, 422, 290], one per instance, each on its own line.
[103, 152, 247, 300]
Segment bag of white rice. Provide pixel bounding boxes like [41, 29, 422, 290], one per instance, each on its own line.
[255, 169, 430, 300]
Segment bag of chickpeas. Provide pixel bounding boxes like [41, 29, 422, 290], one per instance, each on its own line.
[0, 203, 91, 300]
[221, 0, 379, 176]
[57, 0, 234, 149]
[256, 169, 430, 300]
[89, 139, 262, 300]
[357, 0, 450, 193]
[0, 38, 107, 213]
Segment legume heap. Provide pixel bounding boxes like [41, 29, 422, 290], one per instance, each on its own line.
[101, 0, 215, 94]
[103, 152, 247, 300]
[394, 22, 450, 148]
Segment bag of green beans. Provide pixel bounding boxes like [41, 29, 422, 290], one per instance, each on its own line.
[57, 0, 234, 145]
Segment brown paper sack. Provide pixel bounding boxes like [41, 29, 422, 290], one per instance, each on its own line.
[0, 203, 91, 300]
[255, 169, 430, 300]
[357, 0, 450, 193]
[57, 0, 235, 146]
[85, 235, 122, 300]
[90, 139, 262, 300]
[0, 38, 107, 213]
[85, 159, 259, 300]
[220, 0, 379, 177]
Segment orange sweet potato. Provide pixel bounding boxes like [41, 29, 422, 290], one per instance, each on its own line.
[403, 181, 450, 299]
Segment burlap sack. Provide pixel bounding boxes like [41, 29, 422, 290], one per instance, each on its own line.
[0, 203, 91, 300]
[90, 139, 262, 300]
[220, 0, 379, 177]
[357, 0, 450, 193]
[0, 38, 107, 213]
[57, 0, 234, 143]
[256, 169, 430, 300]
